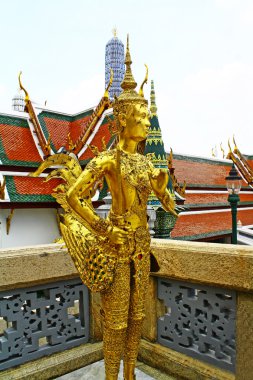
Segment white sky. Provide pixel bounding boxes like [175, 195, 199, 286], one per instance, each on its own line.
[0, 0, 253, 157]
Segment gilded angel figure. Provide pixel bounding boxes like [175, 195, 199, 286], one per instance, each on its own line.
[31, 36, 177, 380]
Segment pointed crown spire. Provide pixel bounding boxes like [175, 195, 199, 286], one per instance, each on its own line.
[113, 35, 148, 124]
[150, 80, 157, 116]
[120, 35, 137, 91]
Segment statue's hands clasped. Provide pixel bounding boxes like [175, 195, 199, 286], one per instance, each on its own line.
[107, 225, 130, 245]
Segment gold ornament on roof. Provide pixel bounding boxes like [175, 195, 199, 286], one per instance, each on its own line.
[18, 71, 30, 103]
[0, 176, 6, 200]
[112, 27, 117, 38]
[104, 69, 114, 99]
[220, 142, 225, 159]
[233, 135, 239, 154]
[139, 64, 148, 97]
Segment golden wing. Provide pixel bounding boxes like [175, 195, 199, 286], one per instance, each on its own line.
[60, 214, 91, 277]
[29, 153, 82, 184]
[30, 153, 117, 292]
[60, 213, 117, 292]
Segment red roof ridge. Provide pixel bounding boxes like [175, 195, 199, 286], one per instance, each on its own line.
[35, 105, 95, 117]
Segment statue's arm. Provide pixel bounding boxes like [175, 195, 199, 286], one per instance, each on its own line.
[149, 165, 178, 217]
[66, 155, 128, 244]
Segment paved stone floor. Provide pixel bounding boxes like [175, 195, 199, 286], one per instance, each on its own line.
[54, 360, 176, 379]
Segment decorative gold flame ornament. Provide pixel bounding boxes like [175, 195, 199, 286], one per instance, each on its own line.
[31, 35, 177, 380]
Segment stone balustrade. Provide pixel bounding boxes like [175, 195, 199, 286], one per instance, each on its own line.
[0, 240, 253, 379]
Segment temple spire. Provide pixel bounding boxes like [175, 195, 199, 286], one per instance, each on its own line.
[105, 30, 125, 99]
[150, 80, 157, 116]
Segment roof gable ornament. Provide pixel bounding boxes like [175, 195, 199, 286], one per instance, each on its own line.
[0, 176, 6, 200]
[227, 136, 253, 185]
[112, 27, 117, 38]
[18, 71, 51, 158]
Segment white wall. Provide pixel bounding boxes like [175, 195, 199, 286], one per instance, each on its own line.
[0, 208, 60, 248]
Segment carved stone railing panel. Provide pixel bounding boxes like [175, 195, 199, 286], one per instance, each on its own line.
[0, 278, 89, 371]
[157, 278, 236, 372]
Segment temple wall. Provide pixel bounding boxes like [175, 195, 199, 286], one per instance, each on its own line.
[1, 240, 253, 379]
[0, 208, 60, 248]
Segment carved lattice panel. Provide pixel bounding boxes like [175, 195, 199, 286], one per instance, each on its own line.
[157, 278, 236, 372]
[0, 278, 89, 370]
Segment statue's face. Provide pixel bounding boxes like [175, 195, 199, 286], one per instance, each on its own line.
[122, 104, 150, 142]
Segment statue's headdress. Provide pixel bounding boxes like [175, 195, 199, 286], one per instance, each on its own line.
[113, 35, 148, 122]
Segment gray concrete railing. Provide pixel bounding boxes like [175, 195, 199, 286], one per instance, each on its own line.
[1, 240, 253, 379]
[140, 239, 253, 380]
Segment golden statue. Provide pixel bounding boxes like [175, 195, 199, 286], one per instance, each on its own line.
[31, 36, 177, 380]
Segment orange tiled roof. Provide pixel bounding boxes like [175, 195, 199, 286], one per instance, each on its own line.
[38, 109, 93, 153]
[5, 175, 61, 203]
[14, 176, 60, 195]
[247, 159, 253, 170]
[69, 116, 90, 144]
[0, 119, 41, 166]
[185, 192, 253, 205]
[171, 208, 253, 240]
[41, 115, 92, 152]
[173, 157, 231, 186]
[42, 117, 70, 151]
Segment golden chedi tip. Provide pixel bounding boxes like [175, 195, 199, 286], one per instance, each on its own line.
[114, 34, 148, 115]
[120, 34, 137, 91]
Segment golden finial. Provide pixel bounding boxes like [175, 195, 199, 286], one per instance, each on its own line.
[0, 176, 6, 200]
[233, 134, 238, 153]
[139, 64, 148, 98]
[220, 142, 225, 159]
[120, 34, 137, 91]
[67, 132, 75, 151]
[113, 35, 148, 128]
[102, 136, 107, 151]
[182, 181, 186, 195]
[168, 147, 173, 169]
[6, 209, 14, 235]
[150, 80, 157, 116]
[228, 139, 232, 153]
[112, 27, 117, 38]
[18, 71, 30, 102]
[44, 134, 51, 156]
[104, 69, 114, 98]
[226, 139, 233, 159]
